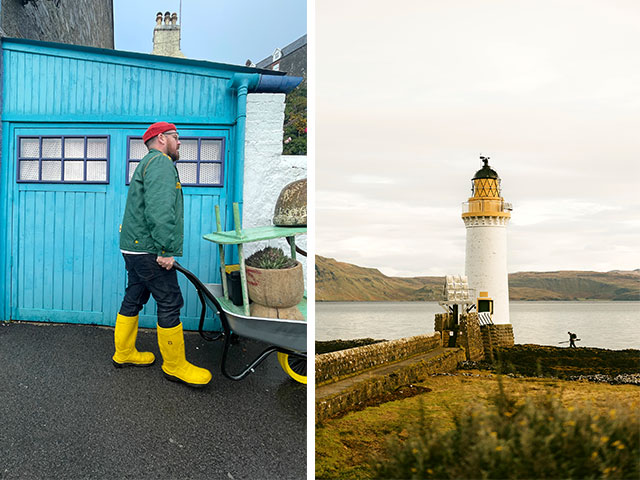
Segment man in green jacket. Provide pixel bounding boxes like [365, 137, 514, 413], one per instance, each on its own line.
[112, 121, 211, 388]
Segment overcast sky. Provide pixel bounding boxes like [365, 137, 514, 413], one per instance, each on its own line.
[113, 0, 306, 65]
[316, 0, 640, 277]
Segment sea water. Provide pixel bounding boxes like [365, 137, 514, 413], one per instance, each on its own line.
[315, 301, 640, 350]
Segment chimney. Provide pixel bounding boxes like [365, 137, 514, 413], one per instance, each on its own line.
[151, 11, 186, 58]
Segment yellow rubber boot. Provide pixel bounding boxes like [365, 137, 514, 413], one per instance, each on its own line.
[157, 323, 212, 387]
[112, 314, 156, 367]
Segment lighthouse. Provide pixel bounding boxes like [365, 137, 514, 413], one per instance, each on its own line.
[462, 157, 513, 340]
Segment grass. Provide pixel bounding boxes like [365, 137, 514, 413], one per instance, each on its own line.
[315, 373, 640, 479]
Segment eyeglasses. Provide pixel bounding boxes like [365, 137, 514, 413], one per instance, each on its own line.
[163, 132, 180, 141]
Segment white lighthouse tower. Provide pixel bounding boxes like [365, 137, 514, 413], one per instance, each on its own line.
[462, 156, 513, 331]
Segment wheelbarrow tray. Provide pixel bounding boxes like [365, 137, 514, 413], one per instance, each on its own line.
[173, 263, 306, 382]
[202, 283, 307, 353]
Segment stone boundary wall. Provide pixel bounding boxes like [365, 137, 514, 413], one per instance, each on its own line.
[315, 333, 441, 386]
[434, 312, 453, 332]
[481, 324, 515, 355]
[458, 313, 485, 361]
[316, 348, 465, 423]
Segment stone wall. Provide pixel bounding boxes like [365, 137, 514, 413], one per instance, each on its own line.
[316, 333, 441, 386]
[436, 311, 485, 359]
[1, 0, 114, 48]
[481, 323, 515, 356]
[243, 94, 307, 285]
[434, 312, 453, 332]
[316, 347, 465, 423]
[458, 312, 485, 361]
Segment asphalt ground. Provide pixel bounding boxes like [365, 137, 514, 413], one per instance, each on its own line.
[0, 321, 306, 480]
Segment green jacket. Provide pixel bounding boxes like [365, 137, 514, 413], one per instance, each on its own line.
[119, 149, 184, 256]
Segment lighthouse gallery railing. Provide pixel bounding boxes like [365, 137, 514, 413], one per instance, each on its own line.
[461, 200, 512, 214]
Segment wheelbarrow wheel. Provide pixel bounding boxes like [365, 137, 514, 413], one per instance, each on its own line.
[277, 352, 307, 384]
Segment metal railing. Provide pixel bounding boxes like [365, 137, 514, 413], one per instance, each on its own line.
[462, 200, 512, 214]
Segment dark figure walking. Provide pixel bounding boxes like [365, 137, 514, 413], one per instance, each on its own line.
[568, 331, 577, 348]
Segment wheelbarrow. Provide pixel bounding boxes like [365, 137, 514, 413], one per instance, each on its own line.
[174, 262, 307, 384]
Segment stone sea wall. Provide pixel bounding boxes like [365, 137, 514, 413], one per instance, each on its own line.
[316, 333, 441, 386]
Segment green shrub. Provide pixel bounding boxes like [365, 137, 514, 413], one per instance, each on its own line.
[283, 79, 306, 155]
[246, 247, 297, 270]
[372, 379, 639, 479]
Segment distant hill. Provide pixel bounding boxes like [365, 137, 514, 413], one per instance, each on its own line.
[315, 255, 640, 302]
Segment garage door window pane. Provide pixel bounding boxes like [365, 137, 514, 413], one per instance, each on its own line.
[179, 139, 198, 160]
[42, 161, 62, 181]
[87, 138, 107, 159]
[176, 162, 197, 183]
[64, 161, 84, 181]
[201, 140, 221, 161]
[200, 163, 221, 184]
[64, 138, 85, 158]
[20, 138, 40, 158]
[129, 139, 147, 160]
[128, 161, 139, 183]
[20, 160, 39, 180]
[42, 138, 62, 158]
[86, 161, 107, 182]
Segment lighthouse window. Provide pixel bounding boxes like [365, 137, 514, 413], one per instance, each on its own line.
[17, 136, 110, 183]
[126, 136, 225, 186]
[473, 178, 501, 197]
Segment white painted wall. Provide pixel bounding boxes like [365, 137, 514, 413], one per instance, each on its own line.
[242, 93, 308, 286]
[464, 217, 510, 324]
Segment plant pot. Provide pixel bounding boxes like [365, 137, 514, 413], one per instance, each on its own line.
[250, 303, 305, 321]
[245, 261, 304, 308]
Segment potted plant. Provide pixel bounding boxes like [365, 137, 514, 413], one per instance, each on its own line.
[245, 247, 304, 320]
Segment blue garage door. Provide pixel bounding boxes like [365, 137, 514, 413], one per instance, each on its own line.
[10, 125, 229, 330]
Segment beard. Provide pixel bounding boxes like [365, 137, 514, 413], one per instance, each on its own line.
[168, 148, 180, 162]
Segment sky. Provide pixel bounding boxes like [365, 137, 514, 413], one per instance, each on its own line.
[113, 0, 306, 65]
[316, 0, 640, 277]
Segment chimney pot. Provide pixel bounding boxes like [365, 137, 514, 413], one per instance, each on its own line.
[152, 10, 186, 58]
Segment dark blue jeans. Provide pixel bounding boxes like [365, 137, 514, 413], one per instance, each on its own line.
[119, 254, 183, 328]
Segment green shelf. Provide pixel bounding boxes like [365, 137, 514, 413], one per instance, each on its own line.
[205, 203, 307, 317]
